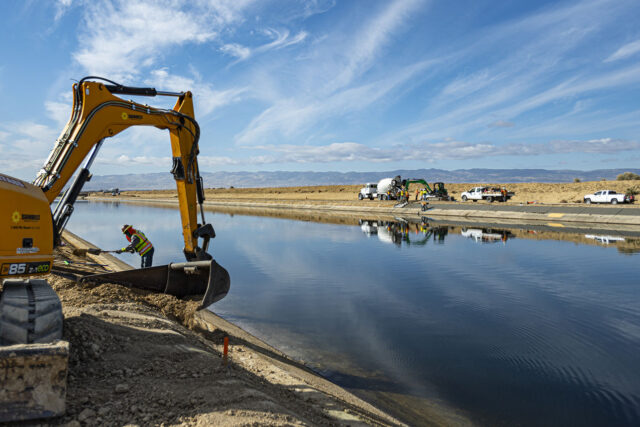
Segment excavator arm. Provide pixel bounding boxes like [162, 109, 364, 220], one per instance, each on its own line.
[34, 77, 211, 261]
[2, 76, 229, 310]
[403, 178, 432, 193]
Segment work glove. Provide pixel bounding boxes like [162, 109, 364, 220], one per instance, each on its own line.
[127, 248, 135, 253]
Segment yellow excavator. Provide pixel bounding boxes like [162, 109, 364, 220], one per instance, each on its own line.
[0, 77, 229, 421]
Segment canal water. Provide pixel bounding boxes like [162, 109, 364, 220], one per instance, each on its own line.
[67, 201, 640, 426]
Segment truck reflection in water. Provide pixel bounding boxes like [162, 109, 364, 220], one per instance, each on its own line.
[460, 227, 513, 244]
[359, 218, 449, 246]
[585, 234, 625, 245]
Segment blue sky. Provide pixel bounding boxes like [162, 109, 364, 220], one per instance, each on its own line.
[1, 0, 640, 180]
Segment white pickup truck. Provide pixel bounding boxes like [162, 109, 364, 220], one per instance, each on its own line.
[460, 186, 514, 202]
[358, 183, 378, 200]
[583, 190, 634, 205]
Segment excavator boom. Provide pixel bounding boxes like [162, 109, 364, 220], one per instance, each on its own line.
[35, 77, 211, 260]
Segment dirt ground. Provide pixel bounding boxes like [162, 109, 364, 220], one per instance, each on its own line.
[92, 180, 640, 206]
[43, 244, 403, 426]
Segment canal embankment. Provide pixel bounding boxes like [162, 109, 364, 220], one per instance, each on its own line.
[51, 230, 404, 426]
[87, 195, 640, 227]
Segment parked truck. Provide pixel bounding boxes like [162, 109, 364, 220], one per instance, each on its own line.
[583, 190, 634, 204]
[358, 183, 378, 200]
[376, 175, 403, 200]
[460, 186, 514, 202]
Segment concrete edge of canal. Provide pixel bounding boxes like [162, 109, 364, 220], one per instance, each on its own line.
[86, 197, 640, 226]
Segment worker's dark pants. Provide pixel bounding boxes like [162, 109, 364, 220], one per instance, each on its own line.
[141, 248, 154, 268]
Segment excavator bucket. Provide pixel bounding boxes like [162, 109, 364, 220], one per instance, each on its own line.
[79, 260, 230, 309]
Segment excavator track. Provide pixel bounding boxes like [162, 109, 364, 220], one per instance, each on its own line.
[0, 279, 67, 422]
[0, 279, 63, 345]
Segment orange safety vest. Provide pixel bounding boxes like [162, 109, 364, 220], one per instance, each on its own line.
[126, 229, 153, 255]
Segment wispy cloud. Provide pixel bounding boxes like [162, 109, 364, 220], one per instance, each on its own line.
[54, 0, 73, 21]
[384, 0, 640, 146]
[220, 43, 251, 61]
[231, 0, 428, 146]
[73, 0, 254, 81]
[145, 68, 248, 116]
[221, 28, 308, 63]
[99, 154, 238, 167]
[11, 122, 57, 141]
[236, 59, 435, 145]
[328, 0, 425, 91]
[489, 120, 514, 128]
[605, 39, 640, 62]
[45, 101, 71, 127]
[250, 142, 393, 163]
[0, 121, 58, 177]
[240, 137, 640, 165]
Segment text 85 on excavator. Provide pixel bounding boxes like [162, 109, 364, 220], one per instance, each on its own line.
[0, 76, 230, 346]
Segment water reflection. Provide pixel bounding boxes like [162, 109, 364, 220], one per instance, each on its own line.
[460, 227, 513, 244]
[356, 215, 640, 254]
[585, 234, 625, 245]
[359, 218, 449, 245]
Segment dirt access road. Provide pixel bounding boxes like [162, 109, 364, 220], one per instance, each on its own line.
[40, 243, 403, 426]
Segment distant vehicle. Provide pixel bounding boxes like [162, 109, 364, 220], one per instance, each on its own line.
[376, 176, 403, 200]
[407, 180, 454, 201]
[585, 234, 625, 244]
[583, 190, 634, 204]
[358, 183, 378, 200]
[460, 186, 514, 202]
[102, 188, 120, 196]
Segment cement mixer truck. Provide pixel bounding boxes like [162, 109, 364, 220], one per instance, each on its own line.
[376, 175, 403, 200]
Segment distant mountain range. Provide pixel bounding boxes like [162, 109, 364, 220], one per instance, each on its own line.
[82, 168, 640, 190]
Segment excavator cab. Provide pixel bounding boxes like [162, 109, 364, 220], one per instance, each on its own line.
[432, 182, 448, 197]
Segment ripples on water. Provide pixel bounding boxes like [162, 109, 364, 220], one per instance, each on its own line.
[68, 202, 640, 426]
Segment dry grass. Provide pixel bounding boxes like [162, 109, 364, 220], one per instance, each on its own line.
[94, 180, 640, 206]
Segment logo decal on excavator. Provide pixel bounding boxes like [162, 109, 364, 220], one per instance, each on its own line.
[121, 112, 129, 120]
[12, 211, 20, 223]
[21, 214, 40, 221]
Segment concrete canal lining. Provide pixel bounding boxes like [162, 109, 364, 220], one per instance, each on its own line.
[423, 202, 640, 226]
[86, 196, 640, 226]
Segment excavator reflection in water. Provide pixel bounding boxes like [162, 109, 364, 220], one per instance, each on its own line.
[359, 218, 516, 246]
[359, 218, 449, 246]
